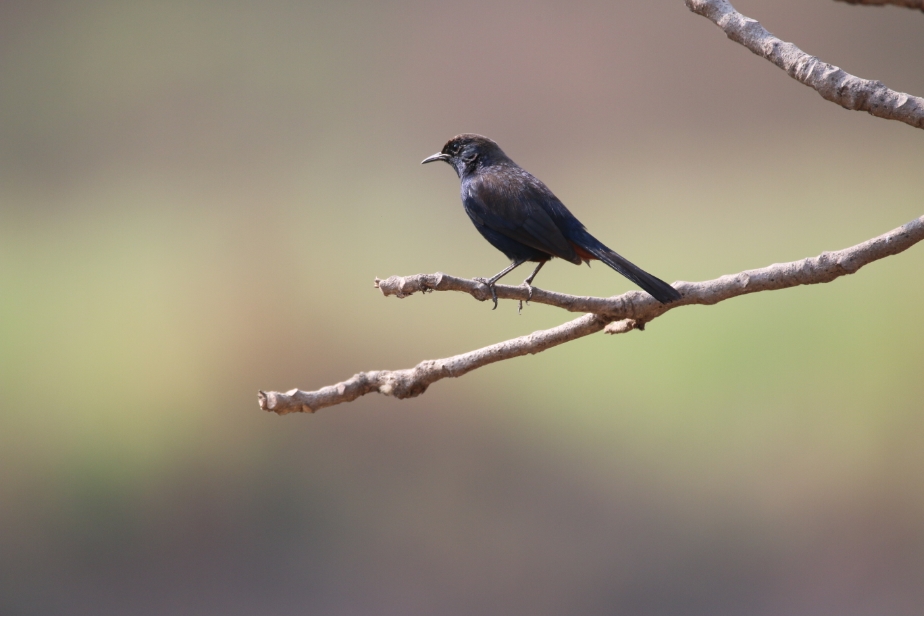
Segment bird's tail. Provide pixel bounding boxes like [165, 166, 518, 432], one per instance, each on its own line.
[572, 229, 681, 304]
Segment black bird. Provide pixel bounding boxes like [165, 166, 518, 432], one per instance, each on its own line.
[422, 134, 681, 308]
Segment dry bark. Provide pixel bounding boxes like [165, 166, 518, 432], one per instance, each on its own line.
[259, 217, 924, 415]
[686, 0, 924, 129]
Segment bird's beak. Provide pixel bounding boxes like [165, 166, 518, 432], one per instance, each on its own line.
[421, 152, 449, 165]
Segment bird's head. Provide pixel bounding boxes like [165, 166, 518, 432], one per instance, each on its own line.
[421, 134, 508, 178]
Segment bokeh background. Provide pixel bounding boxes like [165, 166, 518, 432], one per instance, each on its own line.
[1, 0, 923, 613]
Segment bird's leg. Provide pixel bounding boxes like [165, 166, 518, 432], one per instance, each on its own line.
[517, 261, 547, 314]
[475, 259, 527, 310]
[522, 261, 546, 302]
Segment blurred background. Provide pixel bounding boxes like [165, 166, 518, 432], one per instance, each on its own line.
[1, 0, 923, 613]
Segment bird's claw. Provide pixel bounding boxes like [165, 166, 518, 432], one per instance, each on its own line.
[474, 277, 499, 310]
[517, 281, 535, 315]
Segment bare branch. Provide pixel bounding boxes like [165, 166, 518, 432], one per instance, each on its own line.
[258, 313, 607, 415]
[834, 0, 923, 9]
[373, 272, 654, 318]
[259, 216, 924, 415]
[685, 0, 924, 129]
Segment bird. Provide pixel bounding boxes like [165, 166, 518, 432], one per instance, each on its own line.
[421, 134, 681, 309]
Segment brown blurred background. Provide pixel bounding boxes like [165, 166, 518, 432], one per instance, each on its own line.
[1, 0, 923, 613]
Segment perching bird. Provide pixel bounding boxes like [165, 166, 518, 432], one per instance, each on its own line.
[421, 134, 681, 308]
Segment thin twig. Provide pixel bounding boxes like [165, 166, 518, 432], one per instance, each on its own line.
[834, 0, 923, 9]
[259, 216, 924, 415]
[685, 0, 924, 129]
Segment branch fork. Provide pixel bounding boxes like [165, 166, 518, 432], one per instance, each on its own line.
[260, 217, 924, 415]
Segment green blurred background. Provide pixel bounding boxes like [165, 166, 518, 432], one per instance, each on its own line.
[1, 0, 923, 612]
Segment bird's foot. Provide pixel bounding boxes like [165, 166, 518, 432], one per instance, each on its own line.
[517, 281, 535, 315]
[473, 277, 499, 310]
[522, 281, 534, 302]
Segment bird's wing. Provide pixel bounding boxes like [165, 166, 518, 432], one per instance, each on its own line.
[464, 171, 580, 263]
